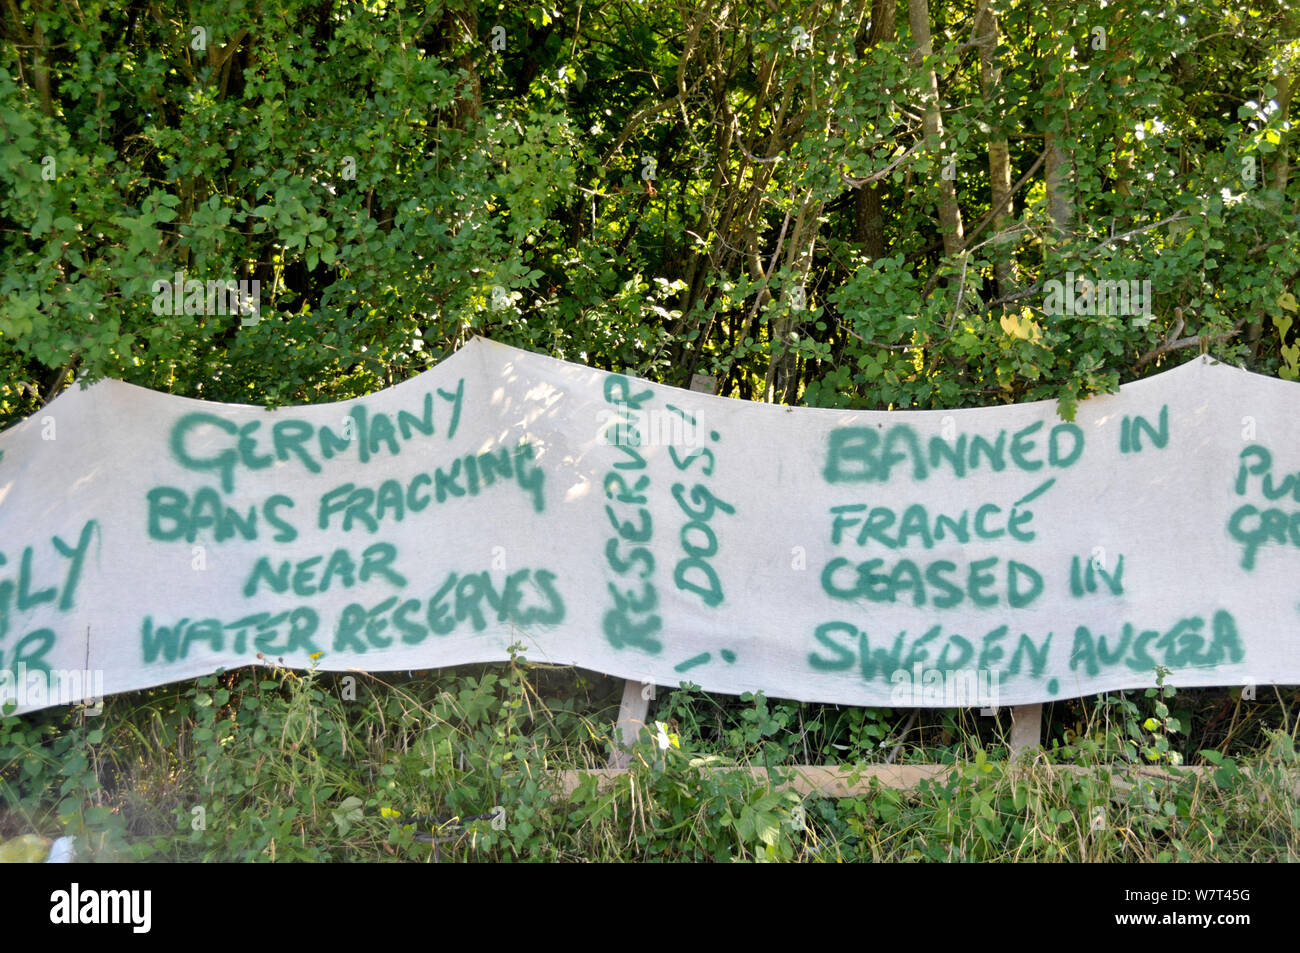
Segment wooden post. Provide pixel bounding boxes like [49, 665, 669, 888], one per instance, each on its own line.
[608, 372, 716, 769]
[609, 679, 651, 770]
[1009, 703, 1042, 758]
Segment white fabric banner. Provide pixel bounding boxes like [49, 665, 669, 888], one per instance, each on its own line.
[1, 339, 1296, 714]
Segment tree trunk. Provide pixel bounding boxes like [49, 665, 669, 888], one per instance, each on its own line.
[1251, 61, 1294, 355]
[853, 0, 896, 261]
[1268, 70, 1292, 196]
[975, 0, 1013, 294]
[906, 0, 963, 256]
[1043, 36, 1073, 240]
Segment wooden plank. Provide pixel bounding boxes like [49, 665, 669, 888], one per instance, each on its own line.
[571, 764, 954, 797]
[607, 373, 715, 769]
[1009, 703, 1043, 758]
[560, 763, 1244, 799]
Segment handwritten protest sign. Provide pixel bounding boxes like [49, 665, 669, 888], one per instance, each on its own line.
[1, 339, 1295, 714]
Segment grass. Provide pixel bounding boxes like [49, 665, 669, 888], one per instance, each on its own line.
[1, 651, 1298, 862]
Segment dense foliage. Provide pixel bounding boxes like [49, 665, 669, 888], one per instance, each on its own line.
[1, 0, 1296, 425]
[1, 0, 1298, 863]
